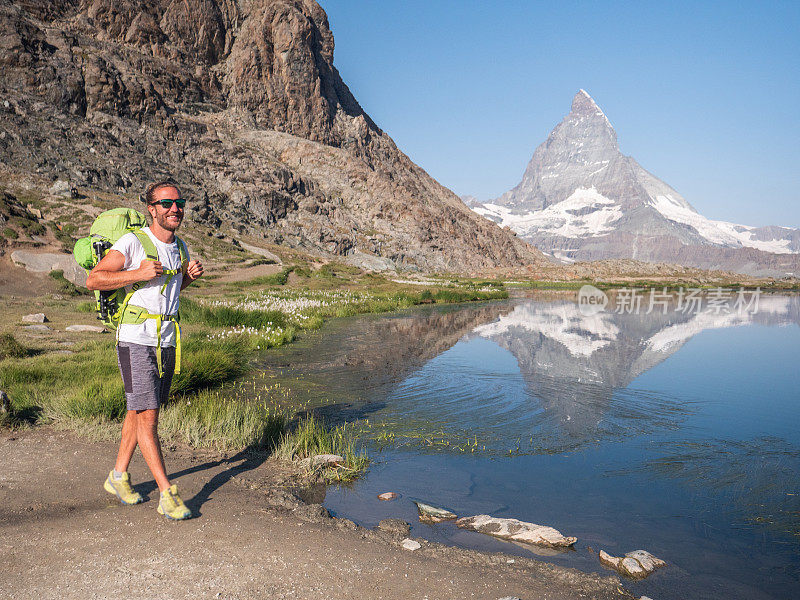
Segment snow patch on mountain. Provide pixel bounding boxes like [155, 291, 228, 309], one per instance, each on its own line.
[474, 187, 622, 239]
[649, 194, 794, 254]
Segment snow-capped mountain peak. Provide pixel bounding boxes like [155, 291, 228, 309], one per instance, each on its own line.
[469, 90, 800, 275]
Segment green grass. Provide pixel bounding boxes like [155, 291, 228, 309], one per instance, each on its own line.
[247, 257, 278, 267]
[0, 333, 30, 360]
[274, 413, 368, 482]
[0, 334, 250, 434]
[52, 380, 127, 423]
[160, 390, 287, 451]
[1, 339, 121, 429]
[2, 227, 18, 240]
[180, 297, 292, 330]
[17, 217, 45, 236]
[170, 335, 252, 396]
[49, 222, 76, 250]
[49, 270, 89, 297]
[226, 266, 294, 289]
[76, 300, 95, 312]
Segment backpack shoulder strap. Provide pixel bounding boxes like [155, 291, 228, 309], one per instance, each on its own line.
[132, 229, 158, 262]
[175, 235, 189, 274]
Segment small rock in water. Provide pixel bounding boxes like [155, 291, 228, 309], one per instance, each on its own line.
[456, 515, 577, 548]
[23, 324, 50, 332]
[378, 492, 399, 501]
[599, 549, 666, 579]
[400, 538, 421, 551]
[414, 501, 457, 523]
[65, 325, 106, 333]
[376, 518, 410, 536]
[297, 454, 343, 469]
[22, 313, 47, 323]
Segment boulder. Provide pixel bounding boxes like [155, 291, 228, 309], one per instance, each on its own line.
[66, 325, 105, 333]
[456, 515, 577, 548]
[598, 549, 666, 579]
[22, 324, 50, 332]
[10, 251, 87, 286]
[0, 390, 10, 413]
[21, 313, 47, 323]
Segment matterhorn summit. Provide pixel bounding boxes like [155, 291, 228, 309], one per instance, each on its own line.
[471, 90, 800, 276]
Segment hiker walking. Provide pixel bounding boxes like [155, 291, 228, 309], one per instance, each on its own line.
[86, 181, 203, 520]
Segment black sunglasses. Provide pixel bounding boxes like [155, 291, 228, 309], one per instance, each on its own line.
[150, 198, 186, 209]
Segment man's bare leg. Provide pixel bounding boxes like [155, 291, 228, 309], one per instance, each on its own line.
[135, 408, 171, 492]
[113, 410, 139, 473]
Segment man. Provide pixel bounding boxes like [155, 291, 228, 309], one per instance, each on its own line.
[86, 181, 204, 520]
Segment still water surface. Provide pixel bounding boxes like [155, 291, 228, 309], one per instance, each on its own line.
[252, 293, 800, 600]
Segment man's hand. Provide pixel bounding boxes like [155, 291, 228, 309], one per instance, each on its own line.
[137, 259, 163, 281]
[186, 259, 204, 281]
[183, 259, 203, 288]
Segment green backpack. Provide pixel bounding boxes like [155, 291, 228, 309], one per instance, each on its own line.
[73, 207, 188, 374]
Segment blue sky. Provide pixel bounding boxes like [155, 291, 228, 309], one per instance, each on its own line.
[319, 0, 799, 227]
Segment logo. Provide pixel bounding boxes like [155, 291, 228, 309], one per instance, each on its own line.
[578, 285, 608, 316]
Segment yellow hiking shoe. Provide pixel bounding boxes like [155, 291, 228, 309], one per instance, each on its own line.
[103, 470, 144, 505]
[157, 484, 191, 520]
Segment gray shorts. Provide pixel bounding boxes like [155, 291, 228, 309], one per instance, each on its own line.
[116, 342, 176, 411]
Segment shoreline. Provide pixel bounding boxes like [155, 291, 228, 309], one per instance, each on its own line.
[0, 426, 633, 600]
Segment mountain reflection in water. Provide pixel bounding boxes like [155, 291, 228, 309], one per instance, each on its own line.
[256, 293, 800, 600]
[450, 294, 800, 450]
[257, 295, 800, 454]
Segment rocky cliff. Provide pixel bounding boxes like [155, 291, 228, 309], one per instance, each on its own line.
[470, 90, 800, 277]
[0, 0, 546, 273]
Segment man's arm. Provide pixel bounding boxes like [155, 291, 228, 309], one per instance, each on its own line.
[86, 249, 162, 291]
[181, 259, 204, 290]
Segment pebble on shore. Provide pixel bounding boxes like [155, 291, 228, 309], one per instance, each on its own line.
[400, 538, 421, 551]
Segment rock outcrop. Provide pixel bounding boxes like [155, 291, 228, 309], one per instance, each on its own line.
[0, 0, 546, 273]
[470, 90, 800, 277]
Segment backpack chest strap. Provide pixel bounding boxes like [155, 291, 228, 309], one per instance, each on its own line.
[159, 268, 182, 295]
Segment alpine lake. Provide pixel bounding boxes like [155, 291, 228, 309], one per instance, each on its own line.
[230, 289, 800, 600]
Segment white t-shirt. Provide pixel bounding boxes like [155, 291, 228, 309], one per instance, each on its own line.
[110, 227, 187, 347]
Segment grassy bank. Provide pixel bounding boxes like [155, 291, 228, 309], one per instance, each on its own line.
[1, 274, 509, 479]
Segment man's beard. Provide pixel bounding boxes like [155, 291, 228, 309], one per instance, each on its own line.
[156, 211, 182, 232]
